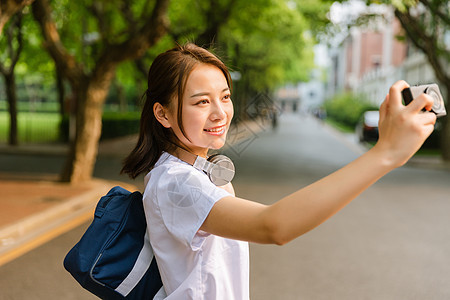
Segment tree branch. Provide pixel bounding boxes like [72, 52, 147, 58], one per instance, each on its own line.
[0, 0, 34, 34]
[88, 2, 111, 44]
[418, 0, 450, 26]
[138, 0, 153, 20]
[31, 0, 85, 84]
[395, 8, 449, 84]
[135, 57, 148, 78]
[119, 0, 138, 33]
[92, 0, 170, 79]
[0, 12, 22, 74]
[10, 12, 23, 69]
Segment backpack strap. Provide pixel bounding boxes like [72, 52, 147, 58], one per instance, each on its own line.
[115, 231, 154, 296]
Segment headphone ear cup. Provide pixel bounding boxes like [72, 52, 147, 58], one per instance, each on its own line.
[207, 154, 235, 186]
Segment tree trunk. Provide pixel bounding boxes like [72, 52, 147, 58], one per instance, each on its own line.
[114, 78, 127, 112]
[0, 11, 22, 146]
[441, 85, 450, 160]
[55, 65, 67, 141]
[55, 66, 65, 116]
[4, 72, 18, 145]
[61, 73, 113, 183]
[62, 95, 102, 183]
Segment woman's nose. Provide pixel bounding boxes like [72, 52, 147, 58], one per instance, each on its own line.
[210, 100, 227, 120]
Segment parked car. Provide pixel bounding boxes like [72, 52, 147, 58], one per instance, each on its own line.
[356, 110, 379, 142]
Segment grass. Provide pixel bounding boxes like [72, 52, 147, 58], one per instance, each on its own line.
[0, 110, 141, 143]
[0, 112, 61, 143]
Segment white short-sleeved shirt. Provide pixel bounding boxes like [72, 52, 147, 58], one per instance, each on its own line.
[143, 152, 249, 299]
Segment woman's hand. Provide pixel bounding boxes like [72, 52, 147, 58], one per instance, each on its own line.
[373, 80, 437, 168]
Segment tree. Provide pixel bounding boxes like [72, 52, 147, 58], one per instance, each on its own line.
[0, 11, 23, 145]
[220, 0, 321, 117]
[134, 0, 331, 119]
[332, 0, 449, 159]
[168, 0, 237, 47]
[0, 0, 34, 34]
[391, 0, 450, 160]
[32, 0, 170, 183]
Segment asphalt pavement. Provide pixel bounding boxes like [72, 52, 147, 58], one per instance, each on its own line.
[0, 113, 449, 299]
[226, 114, 450, 299]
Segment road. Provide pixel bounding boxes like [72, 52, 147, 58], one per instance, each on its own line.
[227, 114, 450, 299]
[1, 113, 450, 299]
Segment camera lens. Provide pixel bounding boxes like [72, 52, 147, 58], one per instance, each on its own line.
[426, 87, 443, 112]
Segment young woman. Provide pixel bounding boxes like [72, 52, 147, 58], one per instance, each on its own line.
[122, 43, 436, 299]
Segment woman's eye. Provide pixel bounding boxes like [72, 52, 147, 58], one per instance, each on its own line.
[197, 99, 209, 105]
[223, 94, 231, 101]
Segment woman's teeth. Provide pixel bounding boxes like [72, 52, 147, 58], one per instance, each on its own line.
[205, 126, 225, 133]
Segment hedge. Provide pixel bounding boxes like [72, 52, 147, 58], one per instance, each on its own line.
[60, 111, 141, 141]
[323, 92, 378, 129]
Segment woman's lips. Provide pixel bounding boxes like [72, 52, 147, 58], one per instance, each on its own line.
[204, 125, 226, 135]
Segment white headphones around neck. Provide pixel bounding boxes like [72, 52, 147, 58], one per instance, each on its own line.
[173, 148, 235, 186]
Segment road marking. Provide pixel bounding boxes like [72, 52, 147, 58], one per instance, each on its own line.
[0, 209, 93, 267]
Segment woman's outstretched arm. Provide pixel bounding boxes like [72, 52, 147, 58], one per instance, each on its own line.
[201, 81, 437, 245]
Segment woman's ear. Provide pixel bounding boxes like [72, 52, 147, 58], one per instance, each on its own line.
[153, 102, 171, 128]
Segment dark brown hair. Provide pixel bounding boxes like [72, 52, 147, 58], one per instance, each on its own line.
[121, 43, 232, 179]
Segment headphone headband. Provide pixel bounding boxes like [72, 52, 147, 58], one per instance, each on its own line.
[172, 148, 235, 186]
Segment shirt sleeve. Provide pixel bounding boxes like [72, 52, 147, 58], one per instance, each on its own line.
[153, 164, 231, 250]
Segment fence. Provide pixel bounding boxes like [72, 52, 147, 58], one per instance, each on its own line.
[0, 111, 61, 144]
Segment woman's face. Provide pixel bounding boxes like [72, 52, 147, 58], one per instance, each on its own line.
[167, 63, 234, 156]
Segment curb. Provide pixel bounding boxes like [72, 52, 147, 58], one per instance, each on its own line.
[0, 180, 136, 267]
[406, 156, 450, 171]
[0, 143, 68, 156]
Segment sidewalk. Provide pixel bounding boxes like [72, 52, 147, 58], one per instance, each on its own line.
[0, 132, 148, 266]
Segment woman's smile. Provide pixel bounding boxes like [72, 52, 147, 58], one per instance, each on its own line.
[204, 125, 227, 135]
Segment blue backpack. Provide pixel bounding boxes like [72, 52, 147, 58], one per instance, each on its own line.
[63, 186, 163, 299]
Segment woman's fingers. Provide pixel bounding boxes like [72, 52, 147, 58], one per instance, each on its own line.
[385, 80, 435, 118]
[387, 80, 410, 110]
[419, 108, 437, 126]
[406, 93, 435, 113]
[379, 94, 388, 124]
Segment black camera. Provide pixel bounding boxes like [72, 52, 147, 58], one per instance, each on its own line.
[401, 84, 446, 117]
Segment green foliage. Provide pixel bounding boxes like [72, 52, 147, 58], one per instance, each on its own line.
[0, 7, 57, 101]
[1, 0, 335, 144]
[114, 34, 177, 104]
[222, 0, 317, 92]
[112, 0, 333, 118]
[100, 111, 141, 140]
[324, 92, 378, 128]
